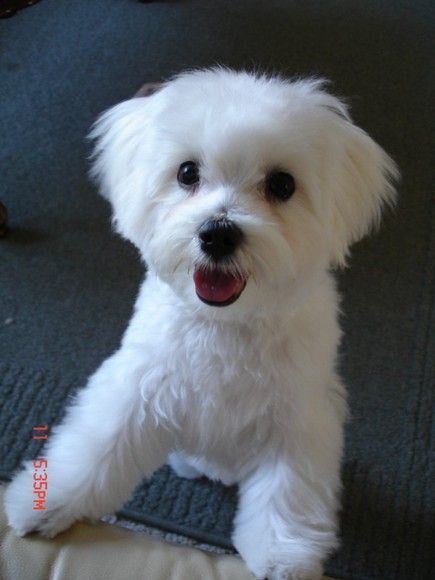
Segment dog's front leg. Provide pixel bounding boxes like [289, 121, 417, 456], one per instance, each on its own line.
[233, 450, 341, 580]
[4, 349, 171, 538]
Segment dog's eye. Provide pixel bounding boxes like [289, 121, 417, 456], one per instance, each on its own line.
[177, 161, 200, 188]
[265, 171, 295, 201]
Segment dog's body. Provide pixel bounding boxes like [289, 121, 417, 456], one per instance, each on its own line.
[5, 69, 397, 579]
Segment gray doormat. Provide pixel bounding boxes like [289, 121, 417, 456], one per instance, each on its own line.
[1, 0, 434, 579]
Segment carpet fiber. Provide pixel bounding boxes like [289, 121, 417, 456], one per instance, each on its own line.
[0, 1, 433, 578]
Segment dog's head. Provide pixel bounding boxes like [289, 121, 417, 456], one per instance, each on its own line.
[91, 68, 398, 319]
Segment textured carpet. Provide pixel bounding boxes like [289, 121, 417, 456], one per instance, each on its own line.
[0, 1, 434, 579]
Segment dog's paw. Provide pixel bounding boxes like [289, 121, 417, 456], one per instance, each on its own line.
[265, 561, 322, 580]
[4, 464, 77, 538]
[238, 548, 323, 580]
[246, 559, 322, 580]
[7, 503, 77, 539]
[234, 530, 324, 580]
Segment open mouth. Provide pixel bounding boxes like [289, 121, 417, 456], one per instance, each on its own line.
[193, 268, 247, 307]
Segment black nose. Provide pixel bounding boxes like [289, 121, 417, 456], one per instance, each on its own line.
[198, 218, 244, 260]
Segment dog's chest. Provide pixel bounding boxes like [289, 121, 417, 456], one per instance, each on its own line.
[171, 315, 288, 394]
[161, 317, 293, 458]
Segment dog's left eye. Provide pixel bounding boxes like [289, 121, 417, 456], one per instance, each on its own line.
[265, 171, 295, 201]
[177, 161, 200, 188]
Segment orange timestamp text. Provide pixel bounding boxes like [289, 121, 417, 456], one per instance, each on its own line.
[32, 425, 48, 511]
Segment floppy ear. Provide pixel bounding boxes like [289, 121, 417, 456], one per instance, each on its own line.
[328, 118, 399, 267]
[89, 85, 164, 246]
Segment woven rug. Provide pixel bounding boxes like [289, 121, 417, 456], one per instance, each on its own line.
[1, 1, 434, 578]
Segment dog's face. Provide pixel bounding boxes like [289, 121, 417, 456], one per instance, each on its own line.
[91, 69, 397, 319]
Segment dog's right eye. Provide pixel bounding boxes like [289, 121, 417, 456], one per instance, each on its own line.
[177, 161, 200, 188]
[265, 171, 295, 202]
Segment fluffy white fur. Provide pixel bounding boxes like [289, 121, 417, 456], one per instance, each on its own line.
[5, 68, 398, 579]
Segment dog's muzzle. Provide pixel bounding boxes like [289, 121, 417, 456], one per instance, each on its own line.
[194, 218, 246, 307]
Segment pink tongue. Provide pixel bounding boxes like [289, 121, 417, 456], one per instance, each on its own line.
[194, 269, 245, 303]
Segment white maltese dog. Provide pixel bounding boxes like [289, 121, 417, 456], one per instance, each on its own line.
[5, 68, 398, 579]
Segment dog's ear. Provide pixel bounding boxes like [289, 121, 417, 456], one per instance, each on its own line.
[89, 85, 164, 246]
[326, 114, 399, 267]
